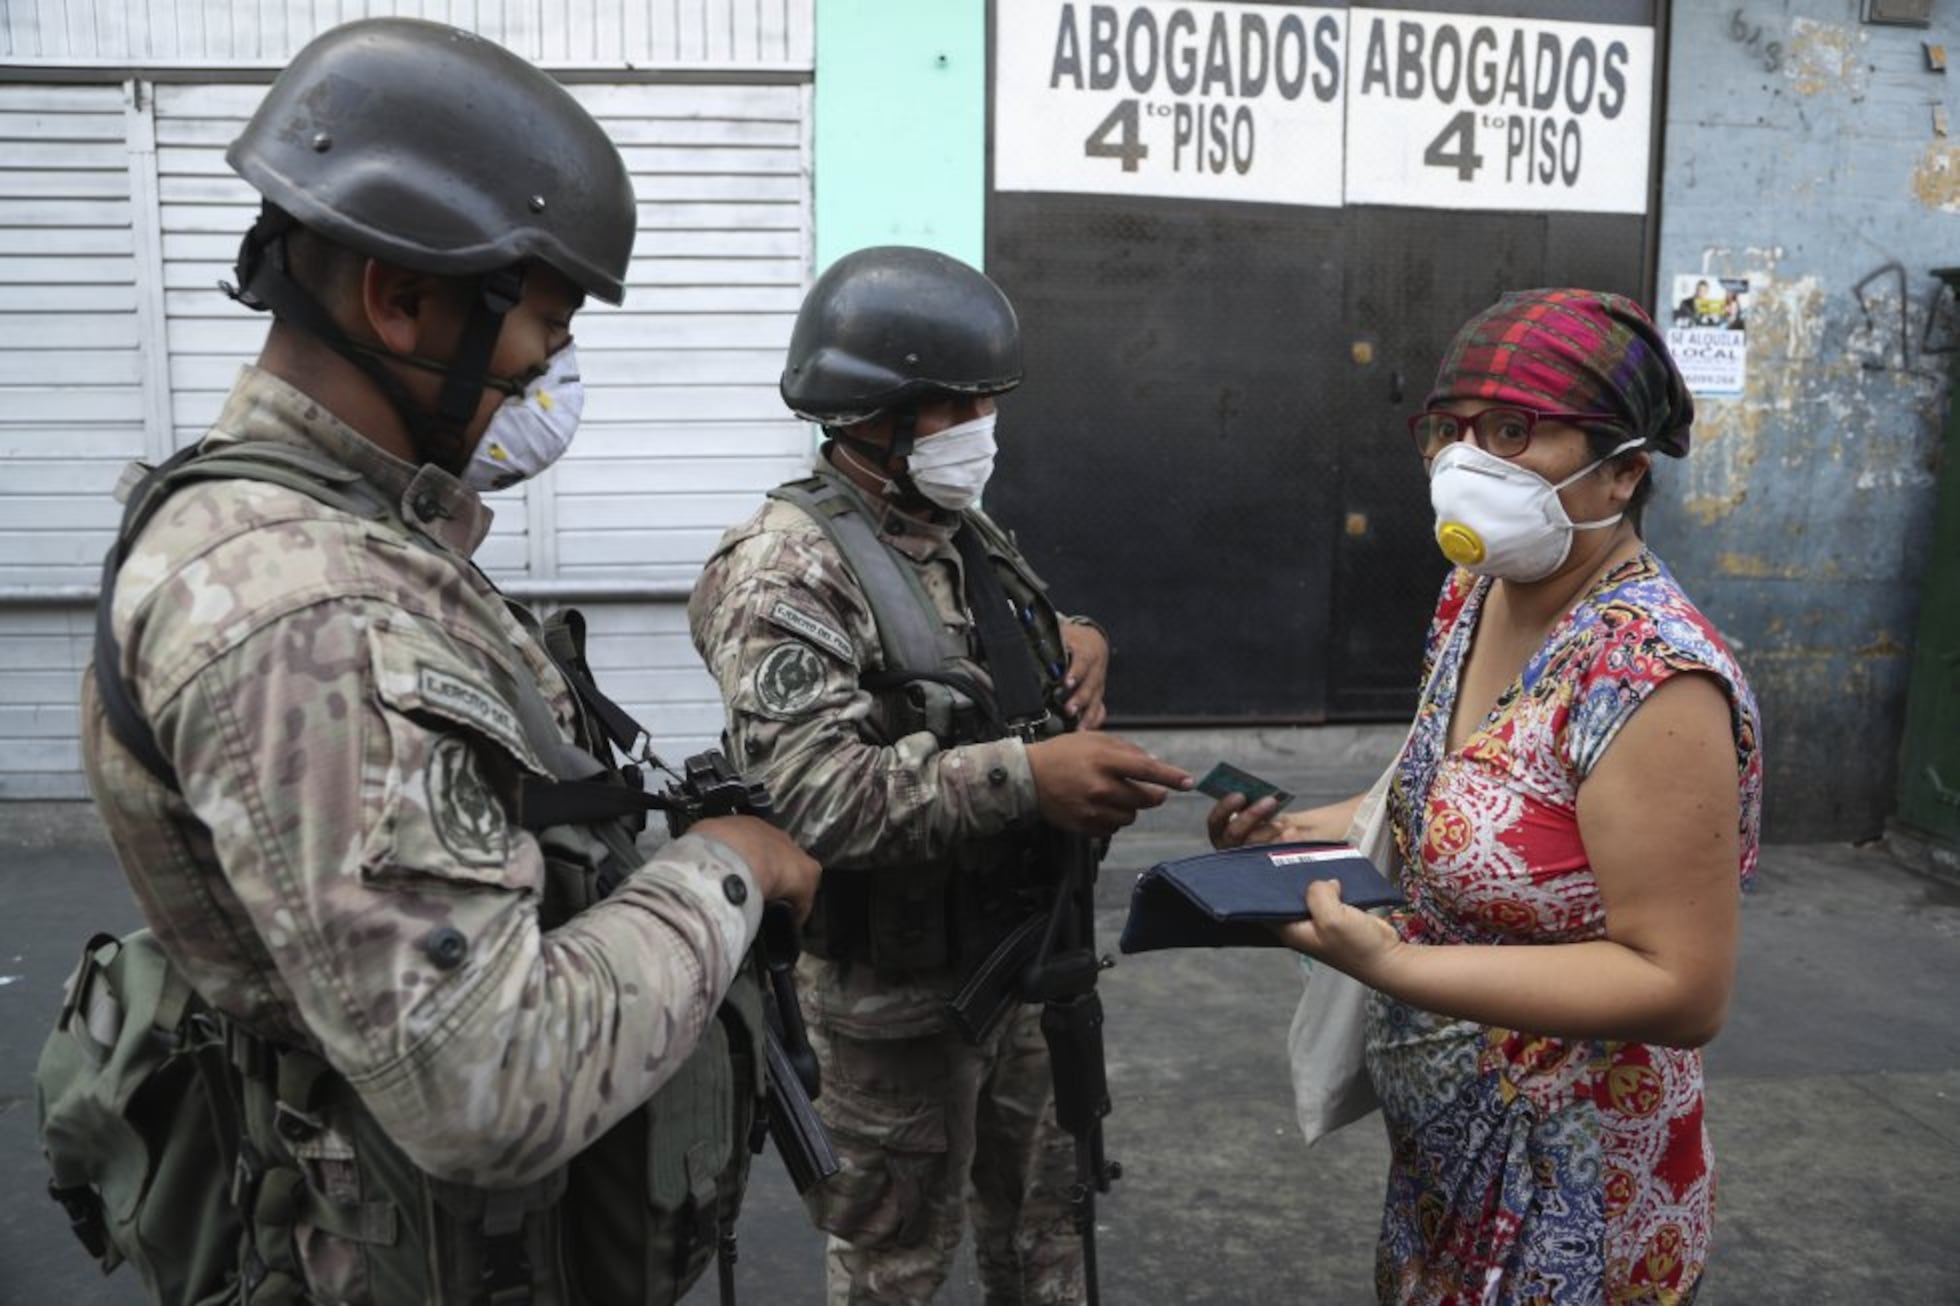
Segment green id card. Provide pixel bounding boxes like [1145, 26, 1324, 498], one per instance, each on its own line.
[1194, 761, 1293, 812]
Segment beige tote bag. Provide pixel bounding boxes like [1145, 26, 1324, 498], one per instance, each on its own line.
[1287, 742, 1407, 1147]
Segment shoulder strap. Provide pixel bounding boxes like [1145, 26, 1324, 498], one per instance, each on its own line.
[504, 605, 676, 835]
[963, 507, 1048, 597]
[531, 606, 649, 763]
[959, 503, 1069, 683]
[951, 523, 1048, 735]
[766, 472, 962, 677]
[93, 442, 392, 792]
[183, 444, 389, 520]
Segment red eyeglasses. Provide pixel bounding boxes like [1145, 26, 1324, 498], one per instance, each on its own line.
[1408, 406, 1628, 459]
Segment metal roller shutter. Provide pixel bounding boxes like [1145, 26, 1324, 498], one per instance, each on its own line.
[0, 83, 147, 798]
[0, 73, 812, 795]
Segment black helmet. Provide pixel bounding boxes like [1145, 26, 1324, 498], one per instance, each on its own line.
[227, 17, 635, 303]
[221, 19, 633, 473]
[781, 246, 1022, 426]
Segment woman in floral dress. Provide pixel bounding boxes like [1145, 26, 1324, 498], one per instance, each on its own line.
[1211, 289, 1763, 1304]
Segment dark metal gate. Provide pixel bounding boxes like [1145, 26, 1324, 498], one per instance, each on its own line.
[985, 0, 1666, 721]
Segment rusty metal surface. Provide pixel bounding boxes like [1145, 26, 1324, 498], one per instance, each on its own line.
[1647, 6, 1955, 842]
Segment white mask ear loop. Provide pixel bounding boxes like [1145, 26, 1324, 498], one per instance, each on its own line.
[1550, 436, 1647, 492]
[835, 439, 900, 498]
[1552, 436, 1647, 532]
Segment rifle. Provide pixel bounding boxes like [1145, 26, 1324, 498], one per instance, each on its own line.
[649, 751, 841, 1199]
[944, 826, 1119, 1306]
[938, 520, 1119, 1302]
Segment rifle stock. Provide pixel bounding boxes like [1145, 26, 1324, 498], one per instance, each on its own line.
[659, 756, 841, 1197]
[756, 901, 838, 1194]
[760, 1023, 839, 1195]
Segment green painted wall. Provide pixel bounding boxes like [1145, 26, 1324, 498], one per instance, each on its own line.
[813, 1, 987, 273]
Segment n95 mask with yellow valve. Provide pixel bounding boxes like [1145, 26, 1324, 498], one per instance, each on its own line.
[464, 343, 584, 492]
[1427, 437, 1643, 582]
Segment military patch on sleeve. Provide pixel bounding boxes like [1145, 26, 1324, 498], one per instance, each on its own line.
[416, 667, 530, 763]
[426, 735, 510, 867]
[753, 641, 829, 716]
[765, 599, 856, 664]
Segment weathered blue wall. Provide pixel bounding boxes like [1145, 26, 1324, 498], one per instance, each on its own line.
[1650, 3, 1956, 840]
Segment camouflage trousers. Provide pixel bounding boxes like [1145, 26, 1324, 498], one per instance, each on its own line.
[801, 979, 1083, 1304]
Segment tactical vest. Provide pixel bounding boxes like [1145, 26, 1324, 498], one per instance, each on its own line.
[764, 470, 1070, 974]
[55, 439, 763, 1306]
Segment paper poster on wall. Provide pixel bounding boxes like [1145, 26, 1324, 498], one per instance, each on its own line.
[993, 0, 1348, 207]
[1665, 275, 1750, 396]
[1342, 9, 1654, 214]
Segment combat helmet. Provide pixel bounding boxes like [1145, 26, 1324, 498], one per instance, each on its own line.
[223, 17, 636, 469]
[781, 246, 1022, 457]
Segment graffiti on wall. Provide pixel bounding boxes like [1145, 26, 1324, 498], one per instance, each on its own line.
[1726, 9, 1783, 74]
[1848, 260, 1960, 374]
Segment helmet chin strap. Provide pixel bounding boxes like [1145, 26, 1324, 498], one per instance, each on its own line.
[225, 204, 523, 477]
[828, 404, 937, 509]
[887, 406, 918, 461]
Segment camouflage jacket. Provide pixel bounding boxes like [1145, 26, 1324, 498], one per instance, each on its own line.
[82, 365, 763, 1189]
[688, 464, 1083, 1028]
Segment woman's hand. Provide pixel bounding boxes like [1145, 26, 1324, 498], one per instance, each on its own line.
[1276, 879, 1403, 982]
[1206, 793, 1293, 848]
[1207, 791, 1365, 849]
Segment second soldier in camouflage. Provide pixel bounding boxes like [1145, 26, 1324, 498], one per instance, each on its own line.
[689, 246, 1191, 1304]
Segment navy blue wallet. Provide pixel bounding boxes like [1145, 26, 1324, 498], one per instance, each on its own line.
[1117, 841, 1404, 954]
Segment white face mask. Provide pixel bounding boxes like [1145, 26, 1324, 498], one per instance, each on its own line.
[464, 343, 583, 492]
[904, 411, 998, 511]
[1428, 437, 1644, 582]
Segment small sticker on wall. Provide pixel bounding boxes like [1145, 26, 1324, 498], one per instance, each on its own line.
[1665, 275, 1749, 397]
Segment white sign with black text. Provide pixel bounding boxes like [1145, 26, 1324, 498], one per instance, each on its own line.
[994, 0, 1348, 207]
[1343, 9, 1654, 213]
[992, 2, 1655, 215]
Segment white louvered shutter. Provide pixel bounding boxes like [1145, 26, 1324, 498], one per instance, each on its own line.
[153, 80, 812, 762]
[0, 85, 142, 797]
[556, 83, 812, 755]
[0, 4, 818, 799]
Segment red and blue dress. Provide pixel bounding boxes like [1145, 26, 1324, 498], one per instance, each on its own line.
[1370, 551, 1763, 1305]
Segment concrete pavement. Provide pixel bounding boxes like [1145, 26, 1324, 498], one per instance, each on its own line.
[2, 725, 1956, 1303]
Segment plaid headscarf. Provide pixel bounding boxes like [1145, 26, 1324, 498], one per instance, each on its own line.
[1426, 288, 1694, 457]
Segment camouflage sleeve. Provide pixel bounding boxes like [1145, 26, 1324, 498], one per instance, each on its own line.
[152, 598, 761, 1188]
[689, 535, 1038, 867]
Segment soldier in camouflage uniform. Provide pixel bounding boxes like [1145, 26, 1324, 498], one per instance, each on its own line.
[77, 19, 817, 1304]
[689, 247, 1192, 1304]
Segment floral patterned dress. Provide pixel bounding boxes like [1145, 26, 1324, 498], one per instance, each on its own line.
[1368, 550, 1763, 1305]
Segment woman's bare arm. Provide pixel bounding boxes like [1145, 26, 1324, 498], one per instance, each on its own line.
[1279, 673, 1742, 1048]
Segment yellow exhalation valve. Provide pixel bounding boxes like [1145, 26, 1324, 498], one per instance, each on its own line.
[1436, 521, 1486, 566]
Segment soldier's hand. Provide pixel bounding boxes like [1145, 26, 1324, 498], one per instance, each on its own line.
[692, 816, 821, 924]
[1026, 732, 1193, 835]
[1058, 621, 1110, 729]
